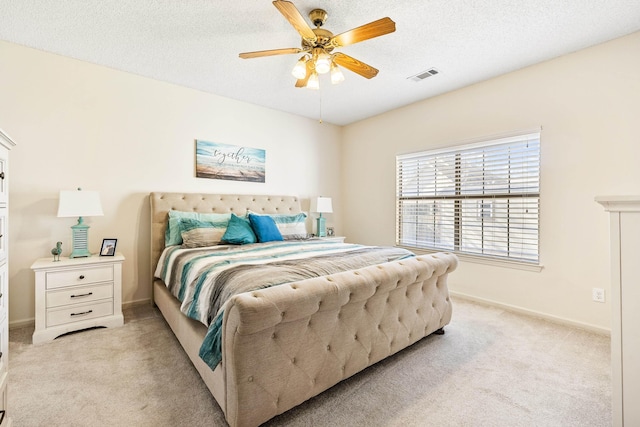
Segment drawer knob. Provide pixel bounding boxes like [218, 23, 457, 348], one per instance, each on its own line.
[79, 275, 85, 280]
[70, 292, 93, 299]
[70, 310, 93, 317]
[0, 172, 4, 180]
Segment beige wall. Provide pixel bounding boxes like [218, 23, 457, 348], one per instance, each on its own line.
[342, 31, 640, 332]
[0, 41, 343, 325]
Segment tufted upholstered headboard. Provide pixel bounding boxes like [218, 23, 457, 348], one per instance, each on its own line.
[149, 192, 302, 274]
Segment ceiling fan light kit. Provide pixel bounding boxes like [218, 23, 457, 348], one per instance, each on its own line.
[239, 0, 396, 90]
[313, 49, 332, 74]
[330, 62, 345, 84]
[291, 56, 307, 79]
[307, 72, 320, 90]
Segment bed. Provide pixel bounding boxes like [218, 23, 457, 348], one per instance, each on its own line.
[150, 192, 457, 427]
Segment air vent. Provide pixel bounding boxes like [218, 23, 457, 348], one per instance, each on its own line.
[408, 68, 440, 82]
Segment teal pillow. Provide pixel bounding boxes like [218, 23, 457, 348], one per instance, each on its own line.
[165, 211, 231, 246]
[248, 213, 283, 243]
[179, 218, 229, 248]
[221, 214, 257, 245]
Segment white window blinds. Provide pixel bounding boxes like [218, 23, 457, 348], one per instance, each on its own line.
[396, 132, 540, 263]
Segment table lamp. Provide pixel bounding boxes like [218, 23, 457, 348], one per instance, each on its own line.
[311, 196, 333, 237]
[57, 188, 104, 258]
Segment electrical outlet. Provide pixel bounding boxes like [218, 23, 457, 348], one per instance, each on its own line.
[592, 288, 605, 303]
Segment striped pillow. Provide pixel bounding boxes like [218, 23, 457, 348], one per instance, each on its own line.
[166, 210, 232, 246]
[179, 218, 229, 248]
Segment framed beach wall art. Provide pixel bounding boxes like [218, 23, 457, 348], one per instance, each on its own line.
[195, 140, 266, 183]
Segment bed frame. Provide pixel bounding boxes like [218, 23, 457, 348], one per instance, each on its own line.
[150, 192, 457, 427]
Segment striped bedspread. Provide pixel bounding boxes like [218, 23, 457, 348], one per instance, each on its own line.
[154, 240, 415, 369]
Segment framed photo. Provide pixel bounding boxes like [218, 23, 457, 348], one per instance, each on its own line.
[100, 238, 117, 256]
[326, 227, 335, 237]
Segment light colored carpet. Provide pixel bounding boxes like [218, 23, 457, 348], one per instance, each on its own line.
[9, 298, 611, 426]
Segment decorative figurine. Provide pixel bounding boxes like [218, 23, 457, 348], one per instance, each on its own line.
[51, 241, 62, 262]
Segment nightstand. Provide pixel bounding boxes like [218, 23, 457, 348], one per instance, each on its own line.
[31, 253, 124, 344]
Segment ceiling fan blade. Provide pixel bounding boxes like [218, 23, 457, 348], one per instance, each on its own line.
[295, 61, 314, 88]
[239, 47, 303, 59]
[330, 17, 396, 48]
[273, 0, 317, 42]
[333, 53, 379, 79]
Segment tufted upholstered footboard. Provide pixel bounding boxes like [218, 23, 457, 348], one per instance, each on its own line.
[222, 252, 456, 427]
[150, 192, 457, 427]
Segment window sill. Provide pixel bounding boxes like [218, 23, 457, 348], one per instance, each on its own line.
[397, 246, 544, 272]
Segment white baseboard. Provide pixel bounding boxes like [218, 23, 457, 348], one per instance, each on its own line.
[450, 290, 611, 336]
[9, 317, 35, 330]
[122, 298, 153, 309]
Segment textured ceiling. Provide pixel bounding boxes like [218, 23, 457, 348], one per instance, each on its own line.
[1, 1, 640, 125]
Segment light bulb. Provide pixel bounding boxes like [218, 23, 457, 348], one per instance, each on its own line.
[291, 57, 307, 80]
[307, 72, 319, 90]
[315, 53, 331, 74]
[330, 63, 345, 84]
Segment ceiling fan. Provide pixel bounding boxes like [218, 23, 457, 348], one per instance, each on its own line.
[239, 1, 396, 90]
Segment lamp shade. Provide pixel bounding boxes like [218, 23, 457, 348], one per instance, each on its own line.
[311, 197, 333, 214]
[57, 190, 104, 218]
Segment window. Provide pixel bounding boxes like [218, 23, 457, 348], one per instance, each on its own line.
[396, 132, 540, 263]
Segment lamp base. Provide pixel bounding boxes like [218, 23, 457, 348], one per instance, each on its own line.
[69, 219, 92, 258]
[69, 247, 92, 258]
[316, 215, 327, 237]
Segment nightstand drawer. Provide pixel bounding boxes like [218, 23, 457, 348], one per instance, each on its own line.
[46, 266, 113, 289]
[46, 283, 113, 309]
[46, 300, 114, 327]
